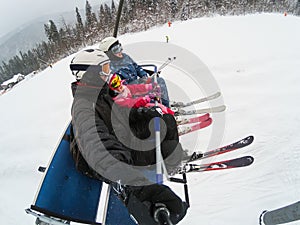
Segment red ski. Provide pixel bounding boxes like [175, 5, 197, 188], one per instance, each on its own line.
[178, 118, 212, 136]
[176, 113, 210, 125]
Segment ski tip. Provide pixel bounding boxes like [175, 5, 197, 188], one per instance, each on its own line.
[248, 156, 255, 164]
[198, 117, 213, 129]
[233, 155, 255, 167]
[248, 155, 254, 161]
[238, 135, 254, 147]
[215, 105, 226, 111]
[208, 91, 221, 99]
[212, 105, 226, 113]
[244, 155, 255, 165]
[247, 135, 255, 144]
[215, 91, 221, 97]
[206, 117, 213, 127]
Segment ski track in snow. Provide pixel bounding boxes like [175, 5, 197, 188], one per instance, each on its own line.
[0, 13, 300, 224]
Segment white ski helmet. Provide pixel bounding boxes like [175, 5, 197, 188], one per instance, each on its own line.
[98, 36, 119, 52]
[70, 49, 110, 80]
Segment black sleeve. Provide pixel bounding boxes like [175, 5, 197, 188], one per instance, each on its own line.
[71, 98, 152, 186]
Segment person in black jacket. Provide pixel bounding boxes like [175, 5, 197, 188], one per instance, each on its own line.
[69, 49, 188, 224]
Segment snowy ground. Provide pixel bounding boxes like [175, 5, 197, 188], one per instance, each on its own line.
[0, 13, 300, 225]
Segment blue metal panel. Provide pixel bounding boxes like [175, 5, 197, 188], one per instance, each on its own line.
[33, 124, 102, 224]
[105, 189, 136, 225]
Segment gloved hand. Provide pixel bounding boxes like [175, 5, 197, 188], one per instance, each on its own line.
[151, 82, 161, 98]
[147, 93, 161, 102]
[133, 96, 151, 108]
[137, 106, 163, 118]
[140, 76, 149, 82]
[128, 184, 188, 224]
[145, 77, 152, 84]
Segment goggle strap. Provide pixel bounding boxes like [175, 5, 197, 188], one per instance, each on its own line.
[70, 59, 110, 72]
[99, 59, 111, 76]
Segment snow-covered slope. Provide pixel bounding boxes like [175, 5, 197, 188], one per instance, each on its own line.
[0, 13, 300, 225]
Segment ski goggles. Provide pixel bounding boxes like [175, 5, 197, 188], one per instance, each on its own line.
[110, 43, 123, 54]
[99, 61, 111, 76]
[110, 74, 122, 89]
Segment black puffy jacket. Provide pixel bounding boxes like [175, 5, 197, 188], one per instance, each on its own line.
[71, 69, 183, 186]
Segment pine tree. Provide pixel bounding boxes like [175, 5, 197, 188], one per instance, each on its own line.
[44, 20, 60, 44]
[60, 18, 75, 53]
[85, 0, 98, 43]
[98, 4, 106, 32]
[100, 3, 113, 36]
[0, 65, 5, 84]
[75, 7, 85, 45]
[85, 0, 94, 30]
[119, 0, 131, 33]
[111, 0, 117, 13]
[1, 0, 299, 80]
[296, 0, 300, 15]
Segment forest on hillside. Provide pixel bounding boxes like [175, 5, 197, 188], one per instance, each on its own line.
[0, 0, 299, 83]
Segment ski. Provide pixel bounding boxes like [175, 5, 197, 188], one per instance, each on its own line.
[170, 92, 221, 108]
[174, 105, 226, 116]
[176, 113, 210, 125]
[259, 201, 300, 225]
[179, 156, 254, 173]
[186, 135, 254, 163]
[178, 118, 212, 136]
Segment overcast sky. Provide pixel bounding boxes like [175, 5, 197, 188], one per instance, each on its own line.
[0, 0, 104, 38]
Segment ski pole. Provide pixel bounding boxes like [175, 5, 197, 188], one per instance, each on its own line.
[153, 57, 176, 184]
[154, 57, 176, 77]
[153, 64, 163, 184]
